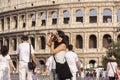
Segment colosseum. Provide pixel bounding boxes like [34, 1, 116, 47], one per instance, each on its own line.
[0, 0, 120, 71]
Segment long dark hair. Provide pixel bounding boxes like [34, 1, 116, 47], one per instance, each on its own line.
[54, 30, 68, 48]
[1, 46, 9, 57]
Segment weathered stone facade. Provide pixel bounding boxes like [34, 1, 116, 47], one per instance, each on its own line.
[0, 0, 120, 70]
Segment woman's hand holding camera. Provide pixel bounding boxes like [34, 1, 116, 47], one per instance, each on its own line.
[47, 30, 57, 47]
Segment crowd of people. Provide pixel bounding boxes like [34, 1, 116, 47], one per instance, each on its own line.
[1, 29, 120, 80]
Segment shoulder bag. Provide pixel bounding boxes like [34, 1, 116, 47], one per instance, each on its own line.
[28, 44, 36, 70]
[53, 55, 72, 79]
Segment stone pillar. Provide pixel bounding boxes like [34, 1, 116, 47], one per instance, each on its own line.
[26, 13, 29, 30]
[4, 17, 7, 31]
[98, 7, 102, 26]
[17, 14, 20, 30]
[84, 32, 87, 52]
[47, 11, 51, 27]
[84, 7, 89, 24]
[36, 12, 39, 29]
[71, 8, 75, 25]
[58, 9, 63, 26]
[113, 7, 117, 25]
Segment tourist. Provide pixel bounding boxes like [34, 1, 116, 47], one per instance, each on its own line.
[106, 55, 118, 80]
[66, 44, 79, 80]
[16, 35, 37, 80]
[46, 30, 70, 80]
[45, 56, 57, 80]
[0, 46, 16, 80]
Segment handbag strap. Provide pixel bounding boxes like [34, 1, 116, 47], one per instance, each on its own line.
[53, 55, 56, 62]
[53, 54, 66, 63]
[109, 62, 116, 73]
[29, 44, 31, 62]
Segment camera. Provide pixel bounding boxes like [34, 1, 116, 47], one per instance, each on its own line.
[52, 35, 58, 42]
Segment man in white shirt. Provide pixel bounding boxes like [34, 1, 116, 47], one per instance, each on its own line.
[45, 56, 58, 80]
[16, 35, 37, 80]
[66, 44, 80, 80]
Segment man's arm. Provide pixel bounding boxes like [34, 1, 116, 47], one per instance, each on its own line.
[31, 54, 37, 66]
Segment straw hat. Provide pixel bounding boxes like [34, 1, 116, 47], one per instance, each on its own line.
[109, 55, 116, 60]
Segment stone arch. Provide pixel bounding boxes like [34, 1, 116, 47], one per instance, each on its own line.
[63, 10, 70, 24]
[13, 16, 18, 28]
[76, 35, 83, 48]
[103, 34, 112, 47]
[89, 60, 96, 68]
[5, 38, 9, 49]
[40, 36, 46, 49]
[117, 34, 120, 42]
[20, 14, 26, 28]
[103, 8, 112, 23]
[30, 36, 35, 49]
[76, 10, 83, 23]
[52, 11, 57, 25]
[117, 9, 120, 22]
[41, 12, 46, 26]
[89, 35, 97, 48]
[6, 17, 10, 29]
[89, 9, 97, 23]
[31, 13, 36, 26]
[38, 59, 46, 73]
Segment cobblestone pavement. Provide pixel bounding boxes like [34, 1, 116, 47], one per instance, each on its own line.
[11, 73, 105, 80]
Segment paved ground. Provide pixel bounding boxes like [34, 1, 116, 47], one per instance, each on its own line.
[11, 73, 105, 80]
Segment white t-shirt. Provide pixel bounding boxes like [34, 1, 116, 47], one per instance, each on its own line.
[54, 51, 66, 63]
[16, 42, 34, 65]
[0, 54, 11, 69]
[107, 62, 117, 77]
[45, 56, 56, 72]
[66, 51, 79, 73]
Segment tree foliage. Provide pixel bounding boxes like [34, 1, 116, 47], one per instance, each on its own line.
[102, 41, 120, 69]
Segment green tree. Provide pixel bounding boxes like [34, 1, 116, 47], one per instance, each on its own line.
[102, 41, 120, 69]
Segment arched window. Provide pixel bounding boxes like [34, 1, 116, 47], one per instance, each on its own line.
[117, 34, 120, 42]
[52, 11, 57, 25]
[89, 60, 96, 68]
[65, 35, 69, 46]
[89, 35, 97, 48]
[103, 34, 112, 47]
[31, 14, 36, 26]
[41, 12, 46, 26]
[76, 10, 83, 23]
[63, 10, 70, 24]
[14, 16, 18, 28]
[21, 15, 26, 28]
[30, 37, 35, 49]
[40, 36, 46, 49]
[13, 38, 17, 50]
[7, 17, 10, 29]
[103, 9, 112, 23]
[89, 9, 97, 23]
[6, 39, 9, 49]
[76, 35, 83, 48]
[1, 19, 4, 31]
[117, 9, 120, 22]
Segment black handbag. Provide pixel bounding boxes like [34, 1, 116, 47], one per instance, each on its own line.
[28, 44, 36, 70]
[53, 55, 72, 79]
